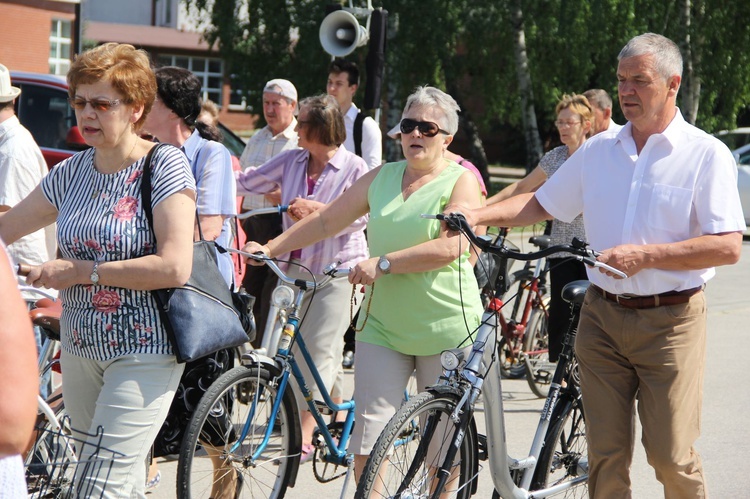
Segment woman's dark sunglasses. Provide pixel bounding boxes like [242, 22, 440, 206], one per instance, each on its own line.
[400, 118, 450, 137]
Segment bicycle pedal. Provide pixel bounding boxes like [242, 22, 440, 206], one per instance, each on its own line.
[313, 400, 334, 415]
[477, 433, 488, 461]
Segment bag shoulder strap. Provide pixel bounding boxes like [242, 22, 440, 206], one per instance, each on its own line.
[140, 143, 167, 240]
[141, 143, 205, 244]
[354, 111, 365, 158]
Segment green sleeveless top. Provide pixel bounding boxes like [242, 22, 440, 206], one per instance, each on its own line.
[356, 160, 483, 356]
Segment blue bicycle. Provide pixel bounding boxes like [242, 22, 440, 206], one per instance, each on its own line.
[176, 255, 364, 498]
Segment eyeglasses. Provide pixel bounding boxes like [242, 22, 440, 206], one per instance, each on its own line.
[400, 118, 450, 138]
[555, 120, 582, 129]
[69, 97, 122, 112]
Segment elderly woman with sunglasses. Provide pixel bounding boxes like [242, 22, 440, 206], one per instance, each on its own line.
[243, 86, 483, 480]
[236, 93, 369, 462]
[0, 43, 196, 497]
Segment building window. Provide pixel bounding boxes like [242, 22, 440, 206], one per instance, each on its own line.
[49, 19, 72, 75]
[157, 54, 224, 107]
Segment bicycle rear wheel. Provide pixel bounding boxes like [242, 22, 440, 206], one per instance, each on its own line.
[530, 394, 588, 497]
[524, 306, 554, 398]
[355, 391, 476, 499]
[177, 365, 301, 498]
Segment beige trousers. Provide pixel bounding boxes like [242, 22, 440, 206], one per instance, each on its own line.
[576, 289, 708, 499]
[61, 352, 184, 498]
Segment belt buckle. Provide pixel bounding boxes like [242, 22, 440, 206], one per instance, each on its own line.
[615, 294, 633, 305]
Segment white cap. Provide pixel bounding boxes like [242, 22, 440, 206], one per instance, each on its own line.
[0, 64, 22, 103]
[263, 79, 298, 103]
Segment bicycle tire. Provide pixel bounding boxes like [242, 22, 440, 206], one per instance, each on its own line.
[530, 394, 588, 497]
[177, 365, 301, 499]
[524, 306, 554, 398]
[355, 391, 476, 499]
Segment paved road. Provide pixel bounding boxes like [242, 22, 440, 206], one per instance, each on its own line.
[151, 238, 750, 498]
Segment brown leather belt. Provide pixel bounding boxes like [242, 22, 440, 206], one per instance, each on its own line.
[591, 284, 703, 309]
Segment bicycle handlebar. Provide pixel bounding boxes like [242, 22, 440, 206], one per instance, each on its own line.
[227, 248, 350, 289]
[236, 205, 288, 220]
[423, 213, 628, 278]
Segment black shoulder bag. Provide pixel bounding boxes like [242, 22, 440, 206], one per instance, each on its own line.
[141, 144, 254, 363]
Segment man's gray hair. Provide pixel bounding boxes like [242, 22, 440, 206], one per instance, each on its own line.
[403, 86, 460, 135]
[583, 89, 613, 112]
[618, 33, 683, 81]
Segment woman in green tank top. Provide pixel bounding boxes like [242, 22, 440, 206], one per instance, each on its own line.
[242, 86, 483, 482]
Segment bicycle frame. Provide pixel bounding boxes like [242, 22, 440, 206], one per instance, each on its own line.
[419, 214, 625, 498]
[228, 253, 357, 473]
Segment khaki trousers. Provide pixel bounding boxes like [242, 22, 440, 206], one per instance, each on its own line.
[575, 289, 708, 499]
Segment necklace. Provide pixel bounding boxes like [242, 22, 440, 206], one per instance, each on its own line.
[95, 138, 138, 175]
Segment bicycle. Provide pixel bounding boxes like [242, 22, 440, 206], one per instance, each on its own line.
[475, 230, 555, 398]
[355, 212, 626, 499]
[235, 205, 292, 359]
[176, 254, 366, 498]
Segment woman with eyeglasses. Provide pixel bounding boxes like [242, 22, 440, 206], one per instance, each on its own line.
[242, 86, 484, 482]
[236, 93, 369, 463]
[486, 93, 593, 362]
[0, 43, 196, 497]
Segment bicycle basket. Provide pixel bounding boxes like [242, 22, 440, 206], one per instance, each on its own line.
[25, 416, 124, 499]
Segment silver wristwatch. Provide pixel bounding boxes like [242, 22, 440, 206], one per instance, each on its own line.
[377, 255, 392, 275]
[90, 259, 101, 285]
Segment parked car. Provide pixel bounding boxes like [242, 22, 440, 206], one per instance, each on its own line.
[10, 71, 245, 168]
[714, 127, 750, 152]
[713, 128, 750, 229]
[734, 144, 750, 227]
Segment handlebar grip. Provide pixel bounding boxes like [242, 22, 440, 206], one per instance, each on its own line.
[16, 263, 32, 277]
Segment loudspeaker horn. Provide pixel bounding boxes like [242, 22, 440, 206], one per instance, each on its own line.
[319, 10, 369, 57]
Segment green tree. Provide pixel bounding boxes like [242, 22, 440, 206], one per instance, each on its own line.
[185, 0, 750, 168]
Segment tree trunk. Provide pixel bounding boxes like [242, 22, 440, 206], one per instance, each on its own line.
[509, 0, 543, 172]
[678, 0, 701, 124]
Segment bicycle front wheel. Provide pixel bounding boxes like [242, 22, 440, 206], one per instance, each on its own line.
[524, 306, 554, 398]
[177, 365, 301, 499]
[355, 391, 476, 499]
[530, 395, 588, 497]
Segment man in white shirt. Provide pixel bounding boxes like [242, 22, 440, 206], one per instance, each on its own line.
[326, 59, 382, 169]
[583, 88, 623, 134]
[238, 79, 299, 344]
[456, 33, 745, 498]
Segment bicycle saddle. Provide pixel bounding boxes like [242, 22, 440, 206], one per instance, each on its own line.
[30, 300, 62, 342]
[562, 280, 590, 305]
[529, 234, 551, 249]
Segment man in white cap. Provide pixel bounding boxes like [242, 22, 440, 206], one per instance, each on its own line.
[238, 78, 299, 346]
[0, 63, 56, 290]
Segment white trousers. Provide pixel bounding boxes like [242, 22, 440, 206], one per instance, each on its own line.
[61, 351, 184, 498]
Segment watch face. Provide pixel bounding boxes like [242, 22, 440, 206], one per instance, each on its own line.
[379, 257, 390, 272]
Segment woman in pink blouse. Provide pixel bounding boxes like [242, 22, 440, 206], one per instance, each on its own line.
[236, 94, 369, 461]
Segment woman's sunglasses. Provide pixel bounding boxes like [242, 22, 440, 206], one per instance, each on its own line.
[400, 118, 450, 138]
[68, 97, 122, 112]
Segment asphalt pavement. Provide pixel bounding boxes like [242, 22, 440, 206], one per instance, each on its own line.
[150, 237, 750, 498]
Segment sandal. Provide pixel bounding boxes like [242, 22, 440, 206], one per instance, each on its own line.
[145, 470, 161, 492]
